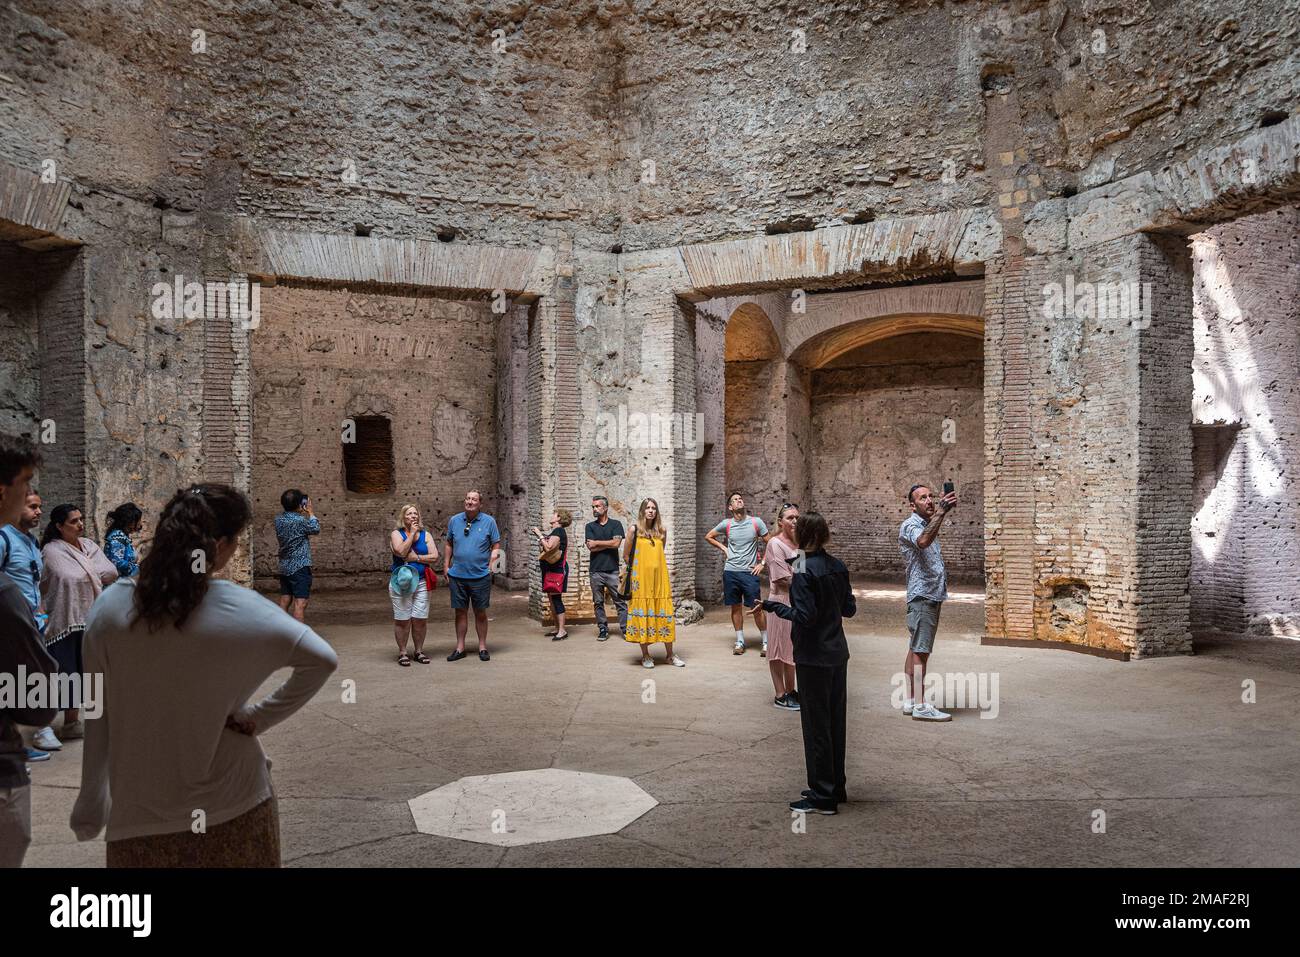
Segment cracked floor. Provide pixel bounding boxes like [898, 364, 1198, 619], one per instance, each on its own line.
[24, 581, 1300, 867]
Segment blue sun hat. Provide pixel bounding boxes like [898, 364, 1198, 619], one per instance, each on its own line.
[390, 564, 418, 595]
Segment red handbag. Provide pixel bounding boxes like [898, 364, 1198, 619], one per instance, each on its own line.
[542, 565, 566, 594]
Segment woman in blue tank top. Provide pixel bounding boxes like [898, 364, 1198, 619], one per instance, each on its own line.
[390, 504, 439, 666]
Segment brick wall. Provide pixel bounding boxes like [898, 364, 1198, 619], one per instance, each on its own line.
[1134, 235, 1195, 657]
[34, 248, 86, 514]
[250, 285, 498, 585]
[695, 311, 726, 602]
[1191, 206, 1300, 637]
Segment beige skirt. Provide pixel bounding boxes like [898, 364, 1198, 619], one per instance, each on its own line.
[105, 796, 281, 868]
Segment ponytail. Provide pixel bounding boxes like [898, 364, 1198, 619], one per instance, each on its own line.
[106, 502, 143, 536]
[41, 503, 80, 548]
[133, 484, 250, 631]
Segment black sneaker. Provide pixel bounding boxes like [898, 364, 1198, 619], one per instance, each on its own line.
[447, 649, 467, 662]
[597, 628, 609, 642]
[479, 649, 491, 661]
[802, 788, 848, 803]
[774, 694, 800, 711]
[787, 689, 800, 704]
[789, 798, 836, 815]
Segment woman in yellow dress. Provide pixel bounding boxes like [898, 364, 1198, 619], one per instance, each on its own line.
[623, 498, 684, 668]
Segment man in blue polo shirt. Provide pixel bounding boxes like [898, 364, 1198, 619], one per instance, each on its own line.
[443, 489, 501, 662]
[0, 488, 44, 617]
[1, 486, 55, 762]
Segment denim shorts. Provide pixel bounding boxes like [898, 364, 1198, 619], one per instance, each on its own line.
[906, 597, 943, 653]
[448, 574, 491, 610]
[723, 570, 761, 607]
[278, 566, 312, 599]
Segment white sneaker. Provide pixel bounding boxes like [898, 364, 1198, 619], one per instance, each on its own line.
[760, 641, 768, 658]
[667, 655, 686, 667]
[902, 701, 915, 716]
[911, 703, 951, 722]
[641, 657, 655, 668]
[33, 726, 62, 751]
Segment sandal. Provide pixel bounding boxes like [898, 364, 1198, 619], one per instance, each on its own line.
[551, 632, 569, 641]
[412, 651, 431, 664]
[397, 653, 412, 667]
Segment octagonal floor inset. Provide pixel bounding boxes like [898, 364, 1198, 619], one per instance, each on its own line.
[408, 768, 658, 847]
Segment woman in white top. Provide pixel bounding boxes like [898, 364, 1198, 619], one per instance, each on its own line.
[70, 483, 337, 867]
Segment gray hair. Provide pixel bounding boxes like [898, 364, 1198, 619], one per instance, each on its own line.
[591, 495, 609, 507]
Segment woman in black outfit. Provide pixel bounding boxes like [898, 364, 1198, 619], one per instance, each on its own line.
[532, 508, 572, 641]
[754, 512, 856, 815]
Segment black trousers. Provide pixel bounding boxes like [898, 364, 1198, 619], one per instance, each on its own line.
[795, 662, 848, 807]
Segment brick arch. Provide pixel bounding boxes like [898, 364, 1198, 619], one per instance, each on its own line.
[790, 312, 983, 369]
[785, 280, 984, 368]
[725, 302, 782, 360]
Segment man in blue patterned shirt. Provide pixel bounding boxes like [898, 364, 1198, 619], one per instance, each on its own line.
[274, 488, 320, 622]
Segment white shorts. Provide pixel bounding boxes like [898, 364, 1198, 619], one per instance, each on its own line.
[390, 580, 429, 621]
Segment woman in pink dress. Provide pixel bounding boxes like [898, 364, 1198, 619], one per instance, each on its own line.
[764, 504, 800, 710]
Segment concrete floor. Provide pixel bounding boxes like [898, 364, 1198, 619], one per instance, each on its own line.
[25, 581, 1300, 867]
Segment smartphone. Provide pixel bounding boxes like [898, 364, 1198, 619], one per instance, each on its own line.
[943, 480, 955, 495]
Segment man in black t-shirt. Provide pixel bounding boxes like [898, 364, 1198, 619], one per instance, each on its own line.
[584, 495, 627, 641]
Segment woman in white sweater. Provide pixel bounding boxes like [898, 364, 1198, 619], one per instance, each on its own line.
[71, 483, 338, 867]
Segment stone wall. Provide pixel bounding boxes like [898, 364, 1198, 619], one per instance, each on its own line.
[6, 1, 1295, 257]
[1191, 206, 1300, 637]
[250, 285, 499, 586]
[0, 244, 41, 438]
[810, 332, 983, 581]
[609, 1, 1300, 251]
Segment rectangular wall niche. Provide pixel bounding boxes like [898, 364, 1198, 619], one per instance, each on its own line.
[344, 415, 395, 494]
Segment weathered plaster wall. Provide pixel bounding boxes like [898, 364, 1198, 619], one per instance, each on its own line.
[1191, 206, 1300, 637]
[810, 332, 984, 581]
[250, 285, 499, 584]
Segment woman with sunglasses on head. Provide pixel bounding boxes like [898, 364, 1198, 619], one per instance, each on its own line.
[623, 498, 683, 668]
[38, 504, 119, 748]
[390, 503, 440, 666]
[764, 504, 801, 711]
[70, 484, 337, 866]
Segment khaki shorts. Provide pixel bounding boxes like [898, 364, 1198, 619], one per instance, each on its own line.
[907, 597, 943, 654]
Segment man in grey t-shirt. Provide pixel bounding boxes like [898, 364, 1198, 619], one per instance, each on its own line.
[705, 492, 769, 655]
[898, 482, 957, 722]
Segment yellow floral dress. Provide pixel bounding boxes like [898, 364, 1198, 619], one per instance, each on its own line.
[624, 533, 676, 644]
